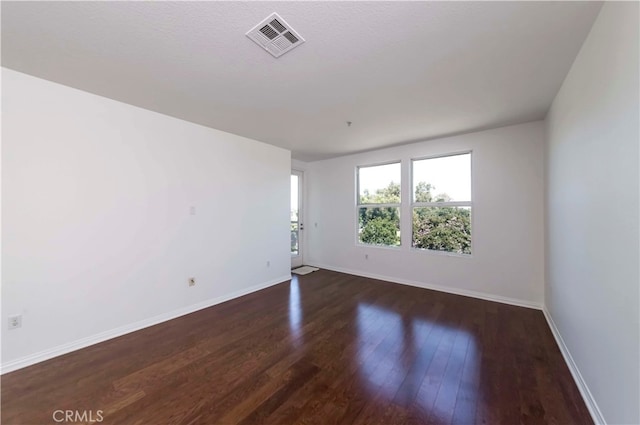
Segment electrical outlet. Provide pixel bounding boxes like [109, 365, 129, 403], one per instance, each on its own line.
[188, 277, 196, 287]
[8, 315, 22, 330]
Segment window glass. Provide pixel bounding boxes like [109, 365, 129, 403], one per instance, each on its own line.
[358, 163, 401, 204]
[357, 162, 401, 247]
[412, 153, 472, 254]
[413, 154, 470, 202]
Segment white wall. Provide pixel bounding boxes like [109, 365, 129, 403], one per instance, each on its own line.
[545, 3, 639, 424]
[306, 121, 545, 306]
[1, 69, 291, 371]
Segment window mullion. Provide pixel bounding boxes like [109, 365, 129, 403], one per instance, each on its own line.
[357, 203, 401, 209]
[412, 201, 472, 208]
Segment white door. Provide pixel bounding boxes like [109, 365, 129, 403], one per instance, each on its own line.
[291, 170, 304, 268]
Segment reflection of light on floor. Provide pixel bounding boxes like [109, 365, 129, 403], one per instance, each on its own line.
[356, 303, 479, 424]
[289, 276, 302, 347]
[356, 304, 405, 399]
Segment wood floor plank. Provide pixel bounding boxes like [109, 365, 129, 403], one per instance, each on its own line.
[1, 270, 593, 425]
[450, 299, 484, 425]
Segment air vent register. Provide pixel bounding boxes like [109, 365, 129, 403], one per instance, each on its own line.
[246, 13, 305, 58]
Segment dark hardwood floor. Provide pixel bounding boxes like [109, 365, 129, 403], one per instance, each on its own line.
[1, 270, 592, 425]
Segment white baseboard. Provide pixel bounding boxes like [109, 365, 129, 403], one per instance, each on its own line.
[542, 308, 606, 425]
[0, 274, 291, 375]
[310, 263, 542, 310]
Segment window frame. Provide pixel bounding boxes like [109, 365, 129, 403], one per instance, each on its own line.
[355, 160, 402, 248]
[410, 151, 473, 257]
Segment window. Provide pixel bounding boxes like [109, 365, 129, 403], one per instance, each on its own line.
[291, 174, 299, 255]
[412, 153, 472, 254]
[357, 162, 401, 246]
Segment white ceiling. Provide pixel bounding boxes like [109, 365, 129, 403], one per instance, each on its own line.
[1, 1, 602, 161]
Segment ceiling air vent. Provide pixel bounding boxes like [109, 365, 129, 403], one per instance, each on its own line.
[246, 13, 305, 58]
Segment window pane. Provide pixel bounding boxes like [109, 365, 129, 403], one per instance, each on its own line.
[291, 175, 299, 255]
[412, 207, 471, 254]
[291, 175, 299, 221]
[291, 222, 299, 255]
[413, 154, 470, 202]
[358, 163, 401, 204]
[358, 207, 400, 246]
